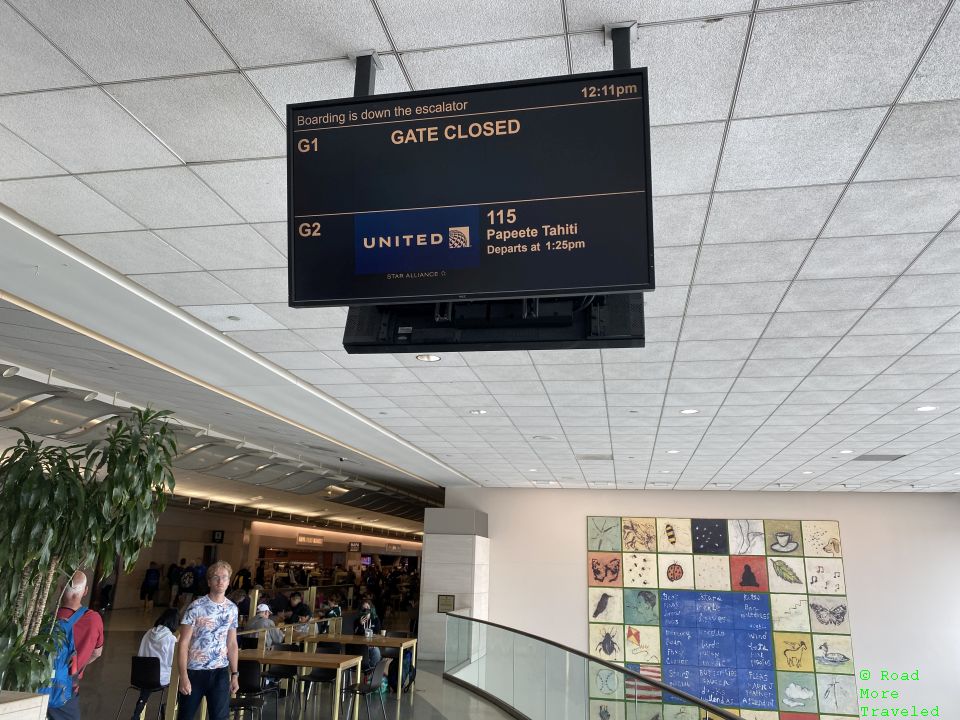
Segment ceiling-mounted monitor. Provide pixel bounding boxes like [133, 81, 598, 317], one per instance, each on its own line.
[287, 68, 654, 307]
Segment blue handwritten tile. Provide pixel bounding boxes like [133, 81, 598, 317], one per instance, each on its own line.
[738, 667, 777, 710]
[698, 627, 736, 667]
[662, 665, 700, 704]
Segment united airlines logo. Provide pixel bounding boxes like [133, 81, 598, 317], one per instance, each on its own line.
[448, 226, 470, 249]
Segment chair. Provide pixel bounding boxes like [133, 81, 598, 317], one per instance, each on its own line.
[260, 643, 300, 713]
[297, 642, 342, 713]
[113, 656, 165, 720]
[343, 658, 392, 720]
[230, 659, 270, 720]
[238, 635, 259, 650]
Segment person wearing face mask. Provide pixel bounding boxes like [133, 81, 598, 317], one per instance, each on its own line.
[353, 601, 382, 636]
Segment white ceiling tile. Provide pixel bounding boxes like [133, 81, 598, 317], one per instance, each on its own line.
[852, 306, 958, 336]
[812, 356, 898, 376]
[81, 167, 242, 228]
[538, 364, 604, 381]
[381, 0, 562, 49]
[0, 175, 141, 234]
[260, 351, 338, 370]
[706, 185, 843, 243]
[735, 0, 946, 116]
[10, 0, 233, 82]
[858, 101, 960, 181]
[292, 328, 343, 351]
[869, 373, 947, 390]
[191, 159, 286, 224]
[602, 363, 671, 380]
[900, 3, 960, 103]
[0, 2, 88, 93]
[529, 349, 601, 364]
[741, 357, 819, 377]
[210, 268, 288, 304]
[0, 87, 179, 173]
[695, 240, 812, 284]
[651, 122, 724, 196]
[464, 351, 533, 366]
[578, 17, 748, 125]
[824, 177, 960, 237]
[799, 234, 931, 280]
[651, 194, 709, 247]
[670, 378, 736, 393]
[829, 334, 926, 358]
[910, 333, 960, 355]
[248, 56, 409, 117]
[180, 303, 284, 332]
[0, 124, 64, 179]
[566, 0, 752, 27]
[672, 360, 745, 378]
[63, 230, 199, 274]
[656, 245, 699, 287]
[732, 376, 803, 392]
[680, 313, 771, 341]
[643, 285, 690, 317]
[676, 339, 755, 361]
[907, 232, 960, 275]
[877, 274, 960, 309]
[155, 225, 285, 270]
[779, 277, 893, 312]
[687, 281, 788, 315]
[644, 317, 682, 343]
[764, 310, 861, 338]
[718, 108, 884, 190]
[256, 304, 347, 330]
[753, 337, 838, 359]
[192, 0, 389, 65]
[251, 222, 287, 256]
[404, 37, 567, 90]
[471, 365, 541, 382]
[107, 74, 284, 162]
[129, 271, 245, 306]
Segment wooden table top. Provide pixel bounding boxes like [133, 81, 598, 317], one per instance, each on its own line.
[301, 633, 417, 648]
[238, 649, 361, 669]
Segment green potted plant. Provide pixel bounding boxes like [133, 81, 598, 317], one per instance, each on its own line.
[0, 407, 177, 693]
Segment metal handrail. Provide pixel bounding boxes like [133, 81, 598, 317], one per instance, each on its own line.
[446, 612, 741, 720]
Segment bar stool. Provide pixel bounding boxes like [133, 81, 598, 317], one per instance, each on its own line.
[113, 656, 166, 720]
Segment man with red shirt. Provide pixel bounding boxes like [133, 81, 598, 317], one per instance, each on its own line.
[48, 570, 104, 720]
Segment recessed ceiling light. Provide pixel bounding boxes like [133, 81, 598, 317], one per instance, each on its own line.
[82, 391, 98, 402]
[954, 471, 960, 476]
[801, 471, 813, 475]
[915, 406, 937, 412]
[910, 484, 928, 489]
[469, 409, 487, 415]
[532, 435, 557, 441]
[1, 366, 19, 378]
[659, 470, 673, 474]
[679, 409, 699, 415]
[416, 354, 441, 362]
[649, 482, 671, 488]
[841, 483, 860, 489]
[839, 450, 853, 454]
[226, 315, 241, 321]
[776, 482, 795, 488]
[528, 468, 538, 472]
[712, 482, 733, 488]
[666, 450, 680, 454]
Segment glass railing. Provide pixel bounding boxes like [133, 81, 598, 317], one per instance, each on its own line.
[444, 613, 740, 720]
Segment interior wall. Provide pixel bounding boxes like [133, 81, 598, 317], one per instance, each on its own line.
[446, 487, 960, 715]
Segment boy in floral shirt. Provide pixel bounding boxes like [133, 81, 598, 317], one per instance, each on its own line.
[177, 561, 239, 720]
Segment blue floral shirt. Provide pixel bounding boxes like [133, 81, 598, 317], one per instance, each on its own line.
[181, 595, 238, 670]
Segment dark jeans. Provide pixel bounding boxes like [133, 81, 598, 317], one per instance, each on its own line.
[47, 696, 81, 720]
[131, 688, 166, 720]
[176, 667, 229, 720]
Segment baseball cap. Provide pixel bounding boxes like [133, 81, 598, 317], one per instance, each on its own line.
[256, 603, 271, 613]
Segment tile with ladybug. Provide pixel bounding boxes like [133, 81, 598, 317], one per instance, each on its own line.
[730, 555, 769, 592]
[589, 587, 623, 623]
[590, 623, 625, 662]
[622, 517, 657, 552]
[658, 553, 695, 589]
[623, 553, 657, 588]
[589, 552, 623, 587]
[656, 518, 693, 553]
[589, 516, 624, 552]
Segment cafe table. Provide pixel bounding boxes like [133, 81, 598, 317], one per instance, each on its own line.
[239, 649, 362, 720]
[300, 633, 418, 720]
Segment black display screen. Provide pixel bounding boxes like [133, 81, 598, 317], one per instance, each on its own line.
[287, 68, 654, 306]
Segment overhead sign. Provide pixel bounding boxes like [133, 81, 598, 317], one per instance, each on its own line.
[385, 543, 402, 552]
[288, 68, 653, 306]
[348, 541, 362, 552]
[296, 533, 324, 547]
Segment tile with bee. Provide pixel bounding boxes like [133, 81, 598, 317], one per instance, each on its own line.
[587, 516, 855, 720]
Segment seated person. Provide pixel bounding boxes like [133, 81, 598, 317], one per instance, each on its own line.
[325, 595, 342, 618]
[269, 590, 291, 621]
[288, 592, 312, 622]
[246, 604, 284, 649]
[132, 609, 177, 719]
[353, 601, 382, 636]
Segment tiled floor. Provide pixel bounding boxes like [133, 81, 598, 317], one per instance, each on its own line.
[78, 609, 511, 720]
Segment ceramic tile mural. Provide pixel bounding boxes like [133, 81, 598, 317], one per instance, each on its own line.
[587, 517, 856, 720]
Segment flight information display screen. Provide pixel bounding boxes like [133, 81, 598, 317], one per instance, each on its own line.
[287, 68, 653, 306]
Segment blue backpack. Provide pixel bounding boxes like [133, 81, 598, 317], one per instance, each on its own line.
[40, 607, 88, 708]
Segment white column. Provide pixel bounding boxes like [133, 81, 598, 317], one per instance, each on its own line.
[417, 508, 489, 661]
